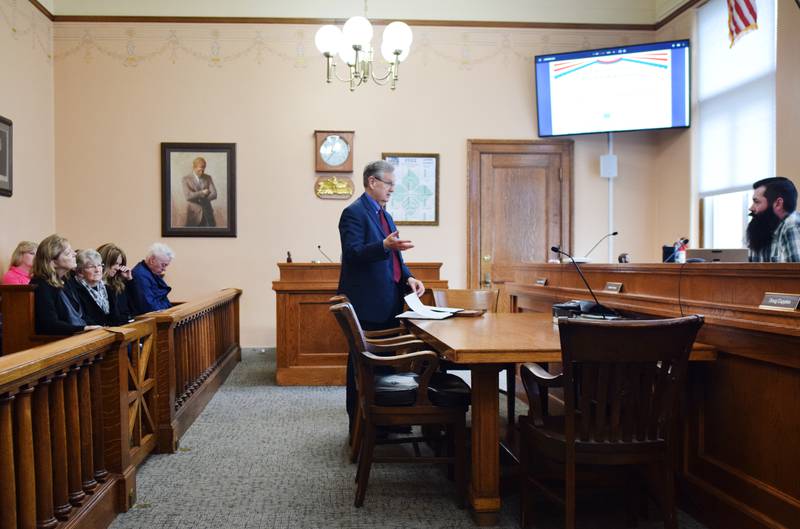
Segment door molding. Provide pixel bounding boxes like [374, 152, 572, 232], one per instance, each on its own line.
[466, 139, 574, 288]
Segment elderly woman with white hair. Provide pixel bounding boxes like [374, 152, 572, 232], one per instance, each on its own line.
[129, 242, 175, 315]
[71, 249, 113, 326]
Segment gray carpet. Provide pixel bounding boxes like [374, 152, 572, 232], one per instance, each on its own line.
[111, 349, 707, 529]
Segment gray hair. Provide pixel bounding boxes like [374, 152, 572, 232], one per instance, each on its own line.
[363, 160, 395, 187]
[76, 248, 102, 269]
[146, 242, 175, 261]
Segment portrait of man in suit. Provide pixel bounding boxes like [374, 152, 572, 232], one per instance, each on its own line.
[337, 160, 426, 431]
[182, 156, 218, 227]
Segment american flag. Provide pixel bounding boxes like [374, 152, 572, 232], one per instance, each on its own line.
[728, 0, 758, 47]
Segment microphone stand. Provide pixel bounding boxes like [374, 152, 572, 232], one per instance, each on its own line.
[584, 231, 618, 259]
[551, 246, 619, 320]
[317, 245, 334, 263]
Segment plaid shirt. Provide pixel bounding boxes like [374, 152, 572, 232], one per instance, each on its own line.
[748, 211, 800, 263]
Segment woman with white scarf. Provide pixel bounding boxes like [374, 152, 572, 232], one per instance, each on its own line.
[71, 248, 114, 326]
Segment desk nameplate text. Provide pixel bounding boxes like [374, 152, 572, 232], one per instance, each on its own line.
[604, 281, 623, 293]
[758, 292, 800, 312]
[535, 278, 548, 286]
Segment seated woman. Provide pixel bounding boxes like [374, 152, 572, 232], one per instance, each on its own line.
[97, 243, 134, 324]
[72, 249, 118, 326]
[30, 234, 101, 335]
[2, 241, 37, 285]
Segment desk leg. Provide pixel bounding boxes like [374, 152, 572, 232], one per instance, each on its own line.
[469, 365, 501, 526]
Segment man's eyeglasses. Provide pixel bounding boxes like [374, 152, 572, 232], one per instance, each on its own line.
[372, 175, 396, 189]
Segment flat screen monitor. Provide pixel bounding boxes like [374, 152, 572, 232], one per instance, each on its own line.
[535, 40, 690, 137]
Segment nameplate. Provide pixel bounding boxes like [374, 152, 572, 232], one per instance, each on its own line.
[535, 278, 548, 286]
[758, 292, 800, 312]
[604, 282, 623, 293]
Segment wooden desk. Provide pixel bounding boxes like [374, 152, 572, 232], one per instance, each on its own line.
[272, 262, 447, 386]
[407, 312, 715, 525]
[502, 263, 800, 529]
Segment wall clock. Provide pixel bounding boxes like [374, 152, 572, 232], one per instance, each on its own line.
[315, 130, 354, 172]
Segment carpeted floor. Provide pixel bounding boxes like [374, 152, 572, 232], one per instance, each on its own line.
[110, 349, 707, 529]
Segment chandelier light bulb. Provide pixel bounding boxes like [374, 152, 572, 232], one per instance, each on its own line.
[338, 38, 357, 65]
[382, 21, 413, 51]
[314, 25, 342, 55]
[381, 39, 409, 63]
[342, 16, 373, 48]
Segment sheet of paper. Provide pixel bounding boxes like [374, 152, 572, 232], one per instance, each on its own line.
[404, 293, 463, 315]
[396, 310, 452, 320]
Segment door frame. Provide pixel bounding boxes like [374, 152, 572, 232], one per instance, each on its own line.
[466, 139, 574, 288]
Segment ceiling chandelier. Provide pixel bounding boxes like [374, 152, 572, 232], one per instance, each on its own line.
[314, 15, 413, 91]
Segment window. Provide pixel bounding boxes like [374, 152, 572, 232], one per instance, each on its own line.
[696, 0, 776, 248]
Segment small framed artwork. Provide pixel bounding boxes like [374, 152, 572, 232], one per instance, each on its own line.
[161, 142, 236, 237]
[382, 153, 439, 225]
[0, 115, 12, 197]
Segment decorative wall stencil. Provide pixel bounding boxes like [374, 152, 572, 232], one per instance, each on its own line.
[52, 23, 656, 71]
[382, 153, 439, 226]
[314, 176, 354, 200]
[0, 0, 53, 61]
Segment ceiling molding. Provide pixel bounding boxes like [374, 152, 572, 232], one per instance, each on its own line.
[29, 0, 698, 30]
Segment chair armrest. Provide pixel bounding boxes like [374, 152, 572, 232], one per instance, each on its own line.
[365, 334, 418, 345]
[520, 363, 563, 427]
[364, 326, 407, 338]
[366, 340, 429, 355]
[523, 363, 563, 388]
[362, 350, 438, 405]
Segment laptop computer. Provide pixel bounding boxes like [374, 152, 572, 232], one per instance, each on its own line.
[686, 248, 749, 262]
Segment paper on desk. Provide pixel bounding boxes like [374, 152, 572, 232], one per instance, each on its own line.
[398, 293, 459, 319]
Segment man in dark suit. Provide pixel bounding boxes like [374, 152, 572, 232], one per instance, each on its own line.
[338, 160, 425, 431]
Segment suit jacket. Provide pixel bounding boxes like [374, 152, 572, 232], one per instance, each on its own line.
[30, 277, 87, 335]
[182, 173, 218, 226]
[337, 193, 412, 324]
[129, 261, 172, 315]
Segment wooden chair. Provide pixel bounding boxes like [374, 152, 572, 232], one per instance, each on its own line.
[328, 295, 410, 341]
[518, 315, 703, 529]
[431, 288, 518, 425]
[330, 302, 470, 508]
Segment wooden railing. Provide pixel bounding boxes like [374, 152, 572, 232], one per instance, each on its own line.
[0, 288, 242, 528]
[147, 288, 242, 453]
[0, 320, 155, 529]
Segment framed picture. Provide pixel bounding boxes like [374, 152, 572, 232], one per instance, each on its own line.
[0, 116, 12, 197]
[382, 153, 439, 225]
[161, 143, 236, 237]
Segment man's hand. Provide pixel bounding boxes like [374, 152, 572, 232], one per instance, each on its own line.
[383, 231, 414, 251]
[408, 277, 425, 297]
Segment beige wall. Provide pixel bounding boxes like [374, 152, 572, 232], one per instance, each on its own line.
[776, 0, 800, 184]
[52, 24, 663, 346]
[0, 1, 54, 270]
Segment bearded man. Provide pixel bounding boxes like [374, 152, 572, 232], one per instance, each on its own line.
[747, 177, 800, 262]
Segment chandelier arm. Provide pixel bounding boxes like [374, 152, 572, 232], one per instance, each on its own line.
[370, 64, 394, 83]
[330, 62, 353, 84]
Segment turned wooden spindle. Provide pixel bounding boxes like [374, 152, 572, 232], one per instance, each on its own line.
[0, 393, 18, 529]
[90, 354, 108, 482]
[78, 359, 98, 493]
[64, 366, 85, 506]
[49, 371, 71, 519]
[14, 385, 37, 529]
[33, 378, 58, 529]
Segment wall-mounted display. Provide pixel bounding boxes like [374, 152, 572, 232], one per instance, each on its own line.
[161, 142, 237, 237]
[382, 153, 439, 225]
[315, 175, 354, 199]
[315, 130, 354, 172]
[0, 116, 12, 197]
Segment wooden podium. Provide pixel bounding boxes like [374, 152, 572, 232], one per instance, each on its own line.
[272, 262, 447, 386]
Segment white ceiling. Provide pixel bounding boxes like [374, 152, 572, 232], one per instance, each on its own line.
[43, 0, 689, 25]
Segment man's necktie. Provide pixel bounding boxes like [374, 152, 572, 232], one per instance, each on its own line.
[379, 208, 402, 283]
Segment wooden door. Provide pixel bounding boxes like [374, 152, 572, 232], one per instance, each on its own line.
[467, 140, 572, 311]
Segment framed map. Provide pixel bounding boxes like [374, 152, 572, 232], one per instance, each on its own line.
[382, 153, 439, 225]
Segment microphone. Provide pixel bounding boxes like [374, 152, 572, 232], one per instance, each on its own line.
[584, 231, 619, 258]
[551, 246, 618, 320]
[317, 244, 334, 263]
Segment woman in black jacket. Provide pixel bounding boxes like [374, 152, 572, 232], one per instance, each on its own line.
[72, 248, 117, 326]
[30, 234, 101, 335]
[97, 243, 135, 325]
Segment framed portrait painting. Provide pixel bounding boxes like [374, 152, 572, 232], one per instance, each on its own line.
[161, 143, 236, 237]
[382, 153, 439, 225]
[0, 116, 12, 197]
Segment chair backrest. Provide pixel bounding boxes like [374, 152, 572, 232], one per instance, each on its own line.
[555, 315, 703, 446]
[330, 302, 369, 357]
[432, 289, 500, 312]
